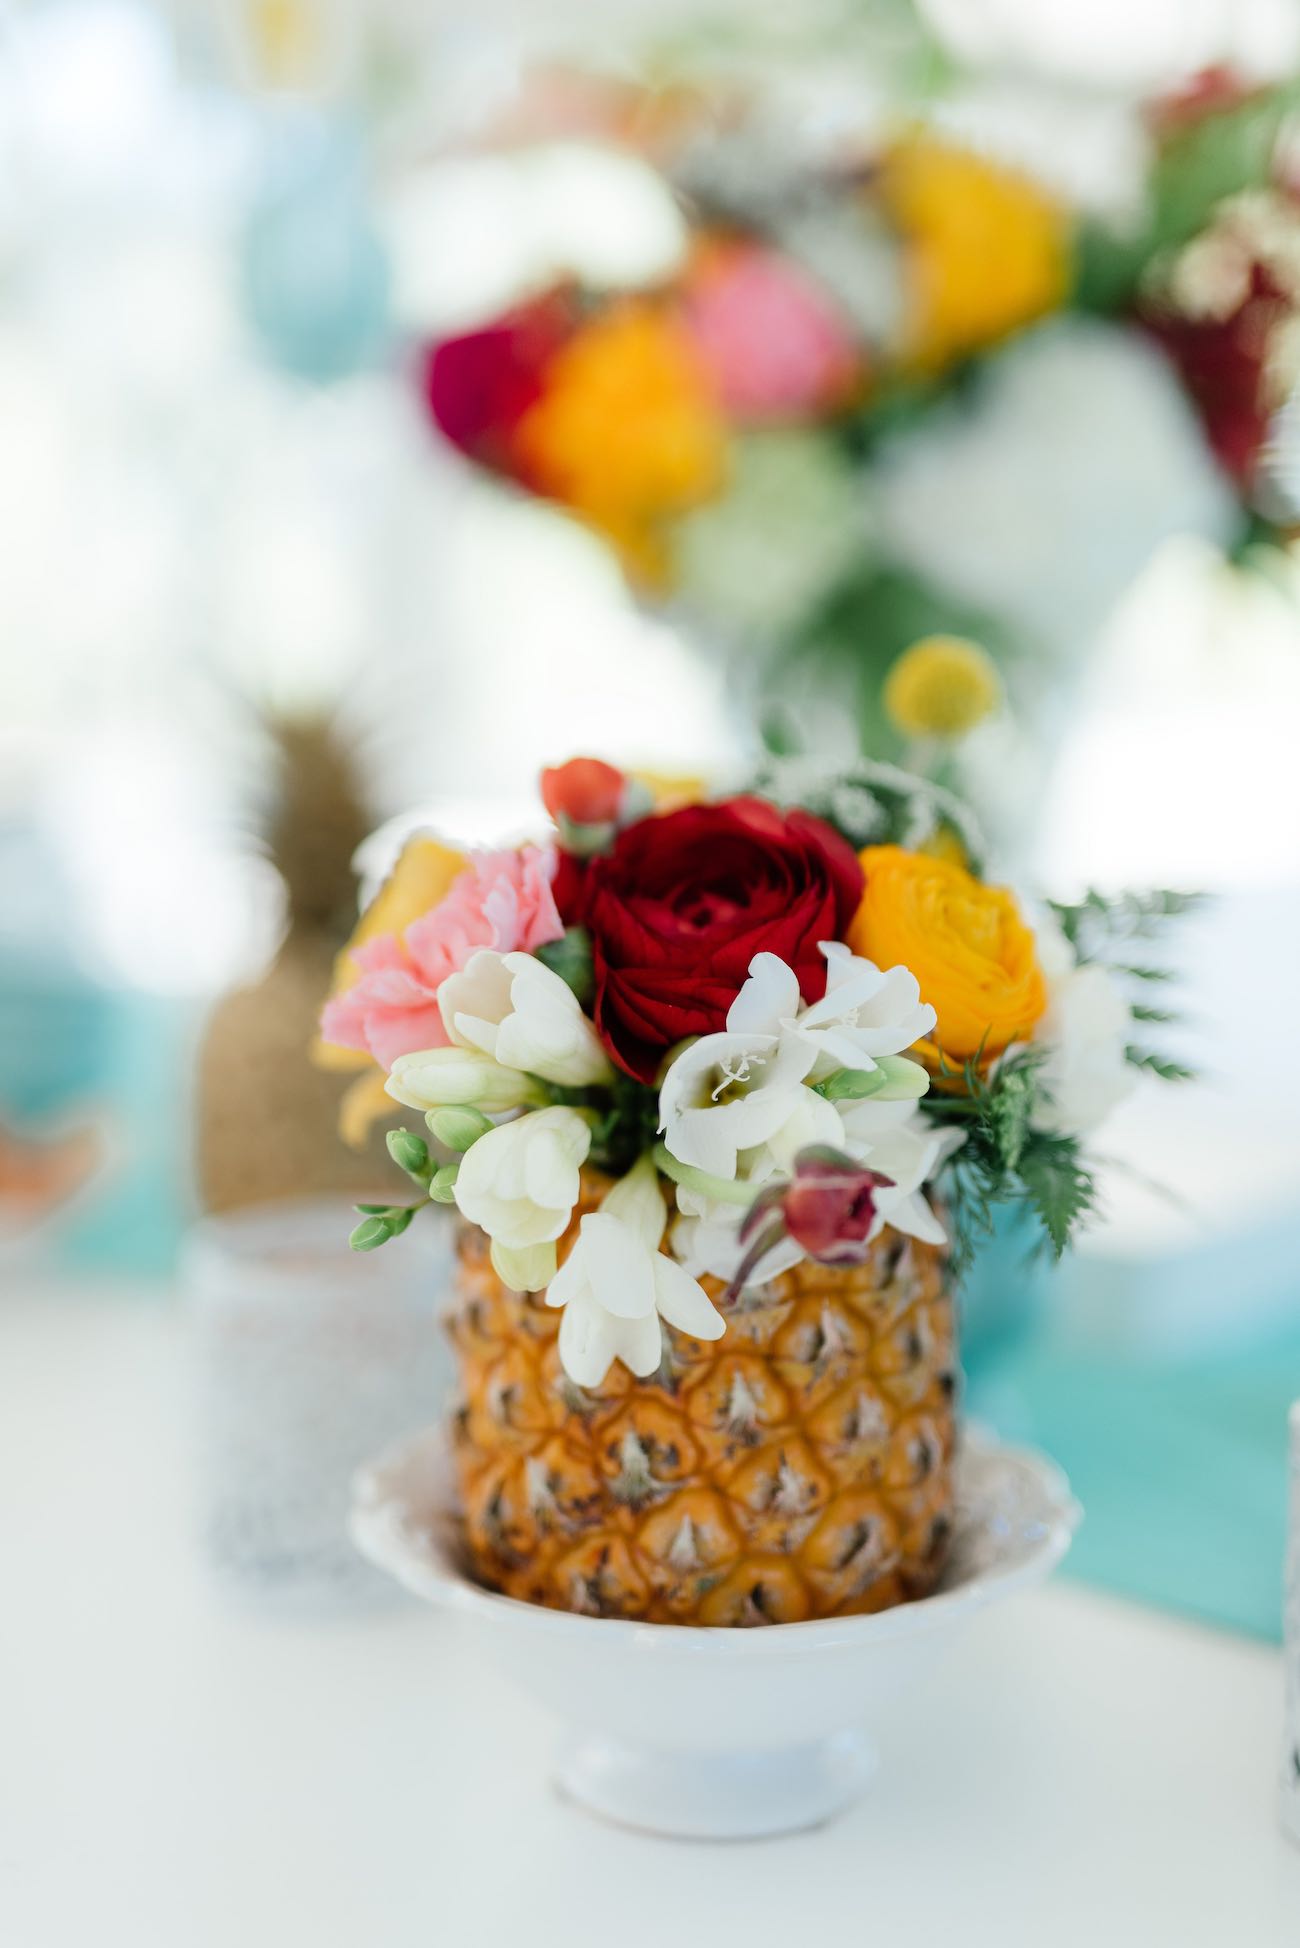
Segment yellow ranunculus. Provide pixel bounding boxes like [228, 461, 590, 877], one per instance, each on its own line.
[313, 833, 466, 1076]
[848, 845, 1046, 1065]
[512, 300, 728, 586]
[881, 136, 1070, 375]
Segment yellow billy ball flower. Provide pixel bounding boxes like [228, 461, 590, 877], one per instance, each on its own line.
[884, 635, 1002, 741]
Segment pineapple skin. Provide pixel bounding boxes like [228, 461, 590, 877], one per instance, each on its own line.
[449, 1180, 957, 1626]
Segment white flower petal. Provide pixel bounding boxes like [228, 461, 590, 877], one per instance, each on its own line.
[543, 1236, 588, 1311]
[611, 1308, 665, 1379]
[438, 950, 514, 1049]
[578, 1211, 658, 1319]
[558, 1294, 618, 1388]
[727, 951, 802, 1034]
[523, 1127, 581, 1210]
[652, 1255, 726, 1341]
[600, 1158, 668, 1255]
[876, 1187, 947, 1248]
[452, 1107, 588, 1249]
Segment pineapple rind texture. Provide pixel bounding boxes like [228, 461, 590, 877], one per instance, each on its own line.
[449, 1180, 956, 1626]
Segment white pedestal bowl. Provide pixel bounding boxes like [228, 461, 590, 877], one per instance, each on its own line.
[351, 1427, 1079, 1840]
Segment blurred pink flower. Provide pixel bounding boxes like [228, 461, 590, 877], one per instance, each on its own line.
[682, 239, 863, 423]
[319, 847, 564, 1072]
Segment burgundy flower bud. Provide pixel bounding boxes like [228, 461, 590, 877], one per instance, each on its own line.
[726, 1146, 893, 1304]
[780, 1151, 891, 1262]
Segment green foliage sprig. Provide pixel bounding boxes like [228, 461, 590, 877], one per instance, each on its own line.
[1047, 886, 1203, 1081]
[923, 1048, 1098, 1271]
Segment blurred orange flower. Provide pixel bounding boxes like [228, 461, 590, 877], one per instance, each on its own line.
[882, 137, 1070, 375]
[512, 300, 728, 583]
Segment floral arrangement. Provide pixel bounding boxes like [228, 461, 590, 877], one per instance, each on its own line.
[317, 756, 1192, 1390]
[417, 77, 1300, 765]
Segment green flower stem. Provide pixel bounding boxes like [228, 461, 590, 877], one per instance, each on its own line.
[651, 1144, 756, 1208]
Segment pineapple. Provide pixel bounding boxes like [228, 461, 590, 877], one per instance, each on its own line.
[196, 715, 393, 1213]
[449, 1175, 956, 1624]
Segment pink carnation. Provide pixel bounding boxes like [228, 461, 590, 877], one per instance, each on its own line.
[319, 846, 564, 1073]
[682, 240, 862, 423]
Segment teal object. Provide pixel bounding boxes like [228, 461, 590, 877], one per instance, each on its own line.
[958, 1204, 1057, 1377]
[0, 947, 197, 1275]
[0, 822, 197, 1275]
[240, 114, 391, 384]
[967, 1240, 1300, 1643]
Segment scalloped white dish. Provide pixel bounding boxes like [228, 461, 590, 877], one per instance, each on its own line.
[352, 1426, 1080, 1839]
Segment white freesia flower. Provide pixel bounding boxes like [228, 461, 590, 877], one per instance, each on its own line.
[793, 942, 936, 1077]
[438, 948, 613, 1087]
[659, 953, 818, 1178]
[386, 1047, 542, 1113]
[1029, 918, 1135, 1137]
[546, 1157, 724, 1387]
[659, 946, 932, 1180]
[452, 1108, 591, 1281]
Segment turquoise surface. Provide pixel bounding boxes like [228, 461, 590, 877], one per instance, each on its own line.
[967, 1247, 1300, 1643]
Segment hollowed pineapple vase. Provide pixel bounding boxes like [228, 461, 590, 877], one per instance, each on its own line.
[449, 1175, 956, 1626]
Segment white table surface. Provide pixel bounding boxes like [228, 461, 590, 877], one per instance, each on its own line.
[2, 1284, 1298, 1948]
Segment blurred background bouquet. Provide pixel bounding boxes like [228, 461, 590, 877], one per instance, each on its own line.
[418, 58, 1300, 828]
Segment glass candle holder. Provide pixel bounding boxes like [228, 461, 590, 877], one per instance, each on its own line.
[182, 1196, 452, 1609]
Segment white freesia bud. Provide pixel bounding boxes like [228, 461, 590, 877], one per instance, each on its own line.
[438, 949, 613, 1087]
[452, 1106, 591, 1254]
[490, 1238, 558, 1293]
[386, 1047, 543, 1114]
[546, 1156, 725, 1387]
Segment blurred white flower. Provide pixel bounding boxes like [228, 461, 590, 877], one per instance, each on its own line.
[876, 317, 1241, 654]
[671, 429, 870, 640]
[439, 949, 613, 1087]
[452, 1106, 591, 1273]
[546, 1158, 723, 1386]
[1030, 918, 1135, 1137]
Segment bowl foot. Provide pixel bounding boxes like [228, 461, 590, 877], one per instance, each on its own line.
[554, 1730, 876, 1840]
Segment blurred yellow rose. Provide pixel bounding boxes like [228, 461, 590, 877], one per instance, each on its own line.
[882, 136, 1070, 375]
[848, 845, 1046, 1064]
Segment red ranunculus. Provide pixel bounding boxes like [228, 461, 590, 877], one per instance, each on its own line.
[575, 796, 864, 1082]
